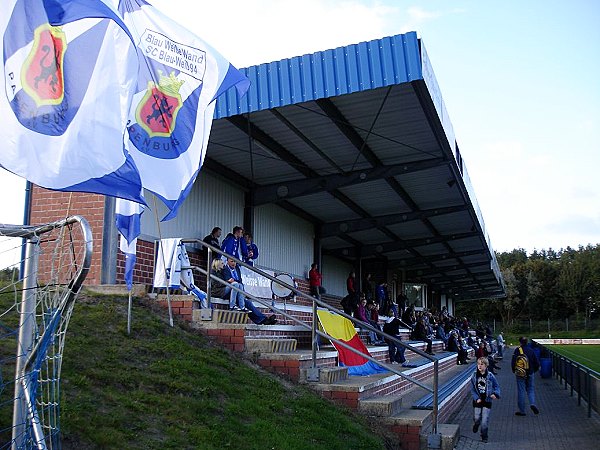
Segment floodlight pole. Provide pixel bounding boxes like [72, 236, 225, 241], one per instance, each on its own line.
[12, 237, 40, 449]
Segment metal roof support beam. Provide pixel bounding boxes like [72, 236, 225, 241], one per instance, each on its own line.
[319, 205, 468, 237]
[315, 98, 382, 167]
[405, 260, 491, 278]
[253, 158, 446, 206]
[227, 115, 317, 179]
[323, 231, 479, 259]
[270, 108, 345, 173]
[393, 249, 486, 268]
[203, 158, 254, 190]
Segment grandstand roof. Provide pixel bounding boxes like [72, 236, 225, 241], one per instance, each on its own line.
[208, 31, 504, 300]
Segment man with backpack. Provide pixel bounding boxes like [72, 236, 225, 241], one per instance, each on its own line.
[511, 336, 540, 416]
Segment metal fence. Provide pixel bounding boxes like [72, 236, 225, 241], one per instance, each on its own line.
[495, 318, 600, 335]
[536, 344, 599, 418]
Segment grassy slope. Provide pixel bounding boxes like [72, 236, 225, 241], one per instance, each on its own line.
[545, 345, 600, 373]
[56, 295, 391, 450]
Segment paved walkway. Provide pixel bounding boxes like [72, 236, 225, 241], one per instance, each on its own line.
[452, 348, 600, 450]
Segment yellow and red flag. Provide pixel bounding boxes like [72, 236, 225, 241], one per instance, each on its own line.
[317, 310, 387, 376]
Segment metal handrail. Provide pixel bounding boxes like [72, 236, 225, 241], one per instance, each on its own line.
[180, 238, 441, 435]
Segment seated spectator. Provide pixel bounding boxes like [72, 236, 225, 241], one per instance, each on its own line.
[448, 331, 468, 365]
[202, 227, 222, 258]
[435, 320, 449, 349]
[221, 226, 247, 261]
[476, 340, 500, 375]
[413, 317, 434, 355]
[209, 258, 228, 299]
[242, 232, 259, 266]
[367, 302, 384, 345]
[215, 258, 277, 325]
[219, 258, 248, 312]
[355, 296, 369, 324]
[402, 305, 416, 329]
[308, 263, 326, 298]
[383, 316, 409, 366]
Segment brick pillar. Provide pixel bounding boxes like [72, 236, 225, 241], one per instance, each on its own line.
[29, 185, 107, 285]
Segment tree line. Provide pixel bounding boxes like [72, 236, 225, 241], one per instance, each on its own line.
[456, 244, 600, 326]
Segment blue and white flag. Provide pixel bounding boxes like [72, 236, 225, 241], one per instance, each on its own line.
[119, 0, 250, 220]
[116, 197, 145, 289]
[0, 0, 145, 203]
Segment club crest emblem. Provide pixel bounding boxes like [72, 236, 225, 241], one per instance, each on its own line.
[135, 71, 184, 137]
[21, 24, 66, 107]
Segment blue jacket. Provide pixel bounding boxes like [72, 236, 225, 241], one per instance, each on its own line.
[470, 369, 501, 403]
[243, 242, 259, 266]
[221, 234, 248, 260]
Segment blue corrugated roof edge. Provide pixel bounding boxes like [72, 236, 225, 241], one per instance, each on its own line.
[214, 31, 423, 119]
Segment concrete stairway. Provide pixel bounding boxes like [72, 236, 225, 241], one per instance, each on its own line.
[153, 291, 469, 449]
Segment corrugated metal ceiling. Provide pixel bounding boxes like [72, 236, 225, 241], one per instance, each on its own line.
[203, 31, 504, 300]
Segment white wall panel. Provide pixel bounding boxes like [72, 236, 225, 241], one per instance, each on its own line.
[322, 255, 353, 297]
[139, 172, 244, 241]
[253, 204, 314, 278]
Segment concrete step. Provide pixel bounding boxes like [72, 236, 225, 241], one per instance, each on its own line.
[245, 338, 297, 353]
[192, 308, 249, 324]
[299, 366, 349, 384]
[358, 393, 403, 417]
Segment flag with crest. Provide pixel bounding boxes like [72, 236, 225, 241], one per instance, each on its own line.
[119, 0, 250, 220]
[0, 0, 145, 203]
[116, 0, 249, 289]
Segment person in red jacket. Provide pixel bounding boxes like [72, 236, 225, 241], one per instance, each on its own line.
[309, 263, 325, 297]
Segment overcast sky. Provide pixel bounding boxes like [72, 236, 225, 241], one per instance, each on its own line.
[1, 0, 599, 267]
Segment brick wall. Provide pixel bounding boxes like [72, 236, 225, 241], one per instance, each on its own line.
[116, 238, 155, 286]
[29, 185, 106, 285]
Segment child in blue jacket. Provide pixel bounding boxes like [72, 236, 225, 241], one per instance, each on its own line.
[470, 357, 501, 443]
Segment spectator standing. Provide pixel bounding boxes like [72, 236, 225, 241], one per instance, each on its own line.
[362, 273, 374, 303]
[383, 316, 409, 366]
[511, 337, 540, 416]
[242, 232, 259, 266]
[221, 226, 247, 261]
[470, 357, 500, 443]
[202, 227, 221, 258]
[496, 332, 505, 359]
[376, 282, 388, 314]
[396, 292, 407, 316]
[308, 263, 325, 298]
[346, 271, 359, 313]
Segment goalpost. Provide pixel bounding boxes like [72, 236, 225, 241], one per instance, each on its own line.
[0, 216, 92, 450]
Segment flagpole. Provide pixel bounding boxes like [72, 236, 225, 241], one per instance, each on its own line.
[166, 285, 174, 327]
[127, 290, 133, 334]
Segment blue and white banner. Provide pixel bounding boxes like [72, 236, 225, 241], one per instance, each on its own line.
[119, 0, 250, 220]
[0, 0, 145, 203]
[116, 197, 145, 289]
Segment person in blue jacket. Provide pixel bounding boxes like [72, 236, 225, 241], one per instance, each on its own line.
[221, 226, 247, 261]
[470, 356, 501, 443]
[511, 336, 540, 416]
[242, 231, 259, 266]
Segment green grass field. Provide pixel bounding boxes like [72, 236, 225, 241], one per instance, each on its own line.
[546, 345, 600, 373]
[1, 293, 392, 450]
